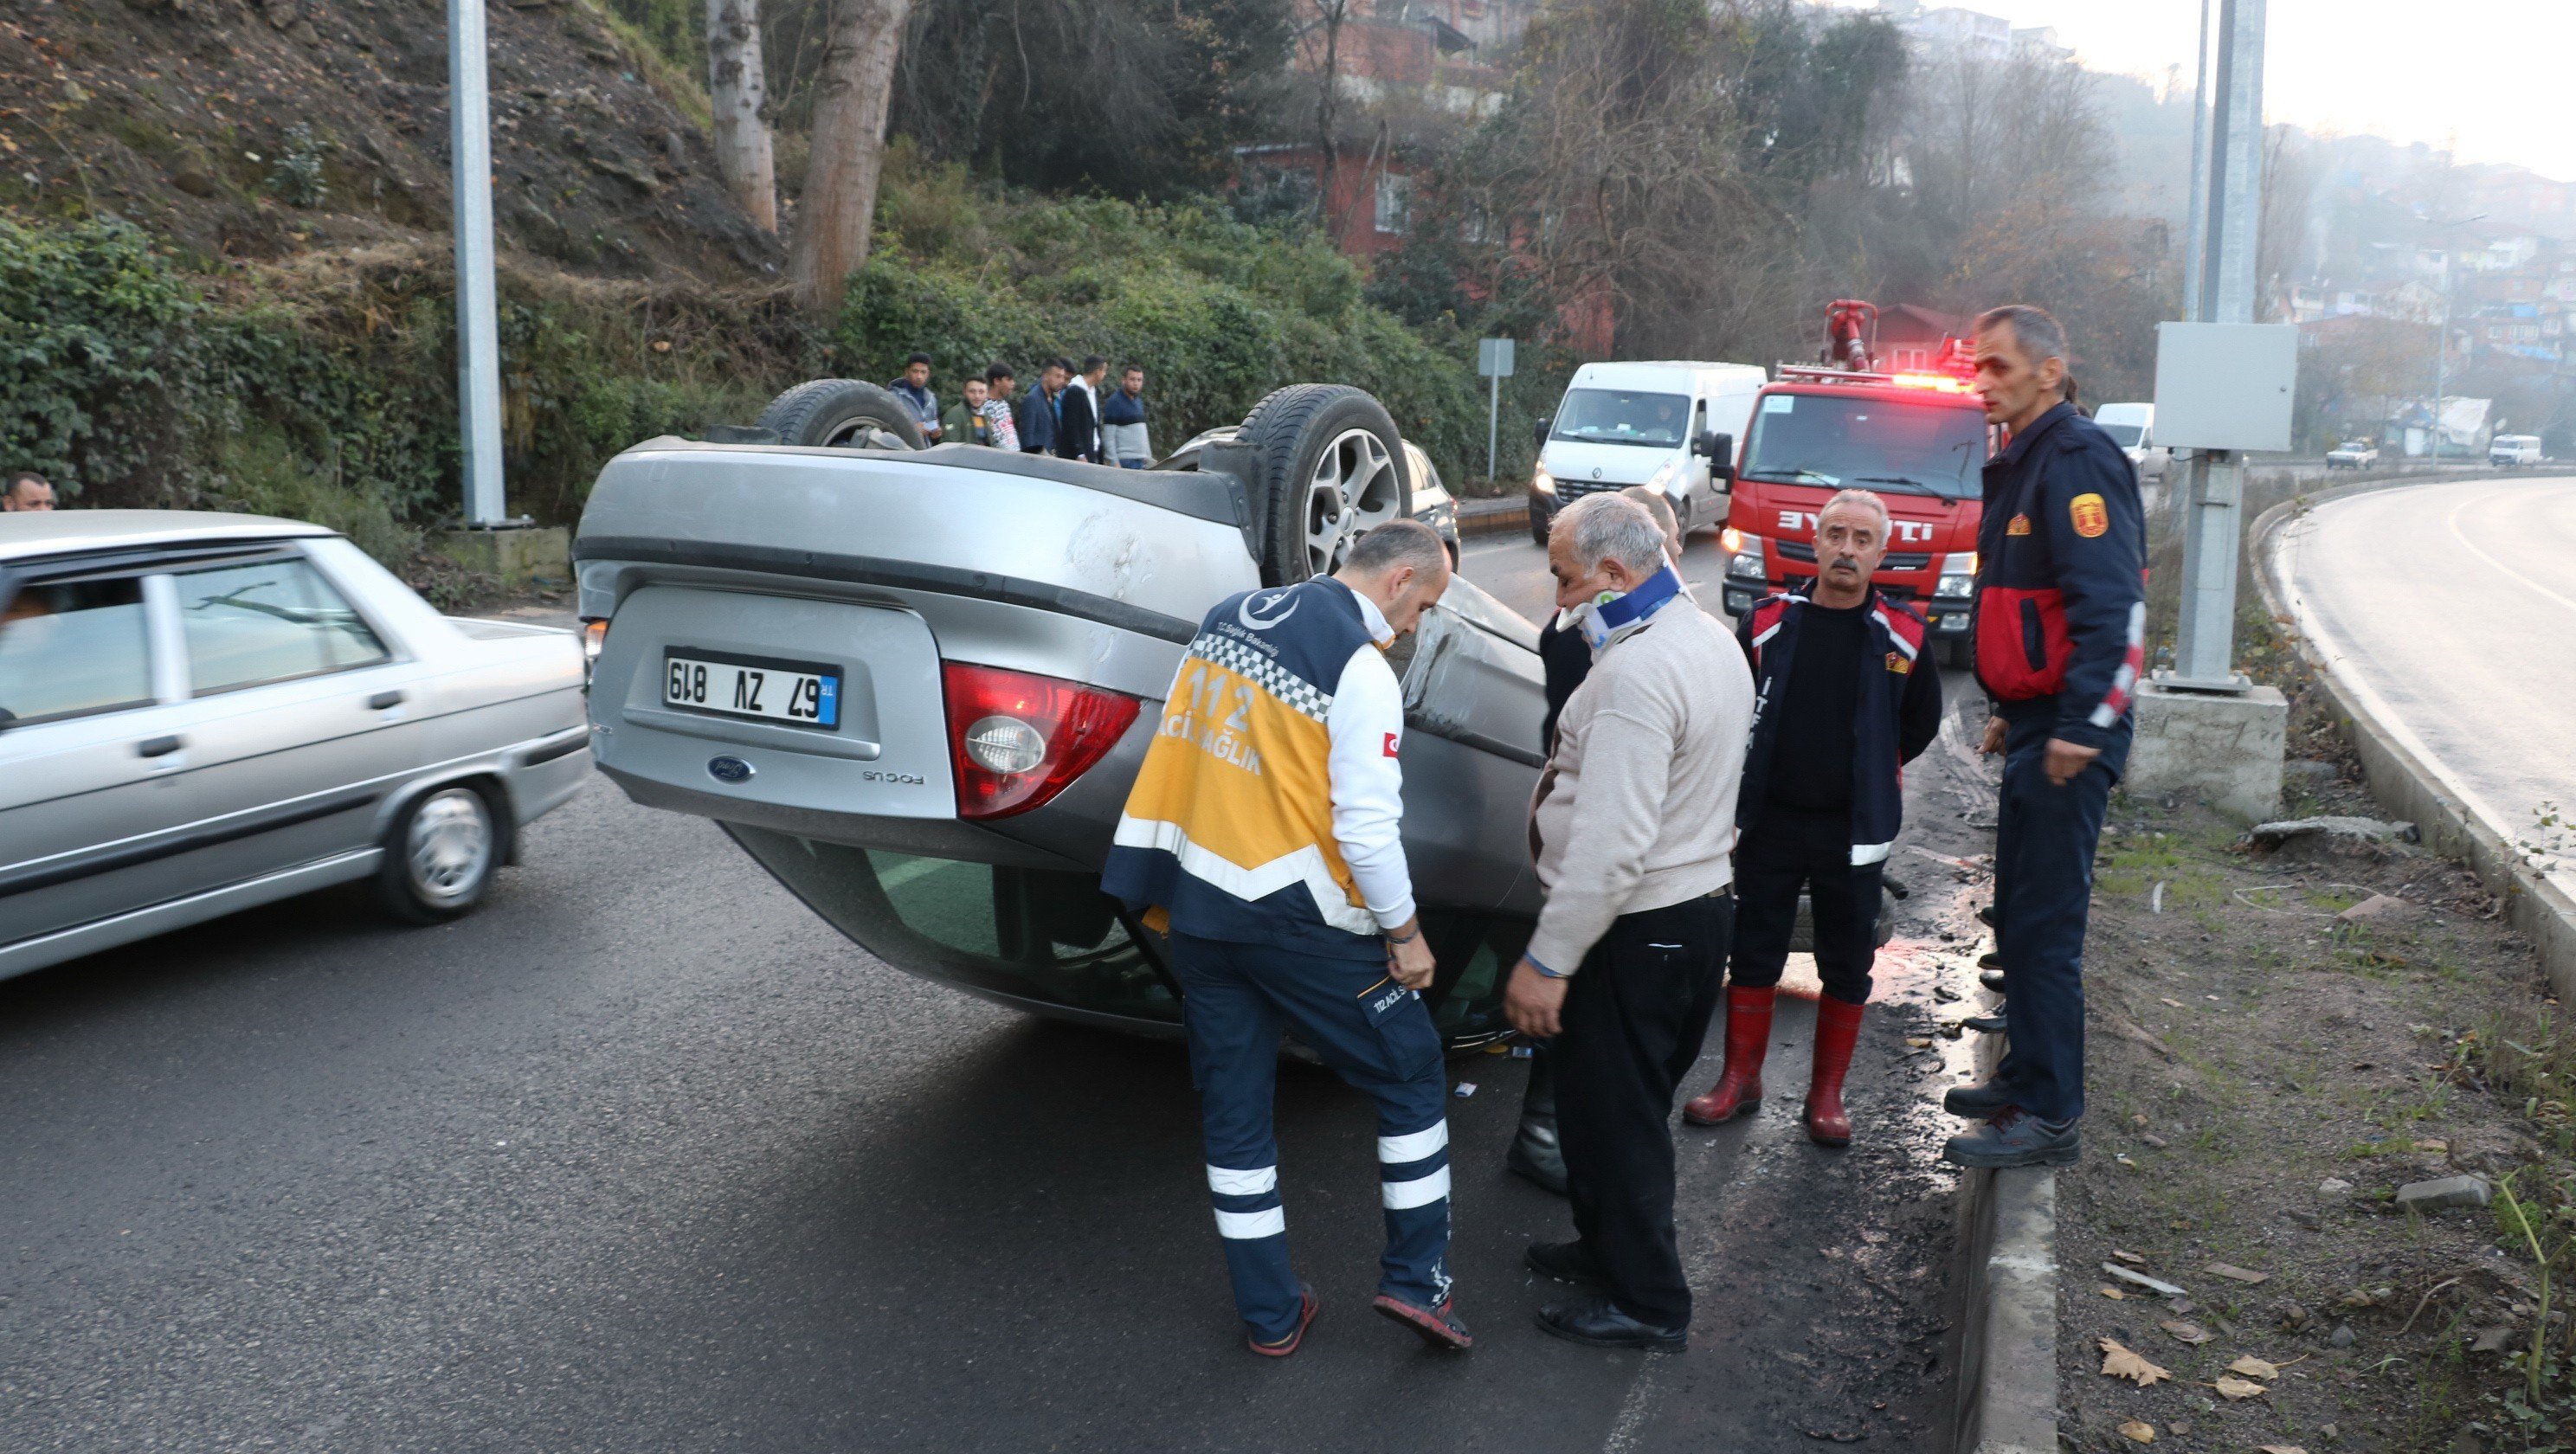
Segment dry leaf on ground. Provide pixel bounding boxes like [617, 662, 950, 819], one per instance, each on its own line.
[2101, 1286, 2127, 1300]
[2227, 1354, 2281, 1379]
[2214, 1374, 2269, 1399]
[2159, 1320, 2212, 1344]
[2258, 1446, 2310, 1454]
[2118, 1419, 2156, 1444]
[2098, 1338, 2171, 1386]
[2206, 1262, 2270, 1284]
[2111, 1249, 2147, 1264]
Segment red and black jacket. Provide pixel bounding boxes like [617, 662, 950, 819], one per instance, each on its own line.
[1973, 401, 2147, 751]
[1736, 589, 1942, 867]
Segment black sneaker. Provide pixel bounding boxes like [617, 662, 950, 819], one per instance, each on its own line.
[1373, 1291, 1473, 1351]
[1976, 904, 1999, 928]
[1524, 1239, 1602, 1286]
[1943, 1107, 2081, 1168]
[1942, 1080, 2015, 1117]
[1536, 1296, 1686, 1352]
[1978, 968, 2008, 994]
[1961, 1013, 2007, 1034]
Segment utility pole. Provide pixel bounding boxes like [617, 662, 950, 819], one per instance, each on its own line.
[2181, 0, 2212, 322]
[2168, 0, 2267, 689]
[448, 0, 507, 527]
[1478, 338, 1515, 484]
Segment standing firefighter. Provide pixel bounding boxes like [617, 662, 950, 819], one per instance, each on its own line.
[1683, 488, 1942, 1146]
[1102, 519, 1474, 1357]
[1944, 304, 2146, 1169]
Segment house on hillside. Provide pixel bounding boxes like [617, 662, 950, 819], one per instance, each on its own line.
[1875, 304, 1967, 371]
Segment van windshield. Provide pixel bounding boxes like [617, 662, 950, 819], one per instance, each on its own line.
[1739, 391, 1988, 499]
[2096, 422, 2144, 447]
[1550, 389, 1691, 448]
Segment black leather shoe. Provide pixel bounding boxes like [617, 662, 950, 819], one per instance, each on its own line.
[1977, 904, 1999, 928]
[1507, 1124, 1568, 1197]
[1373, 1291, 1473, 1350]
[1943, 1080, 2015, 1116]
[1943, 1108, 2081, 1168]
[1978, 968, 2008, 994]
[1525, 1239, 1602, 1286]
[1977, 949, 2004, 970]
[1961, 1013, 2007, 1034]
[1536, 1296, 1686, 1351]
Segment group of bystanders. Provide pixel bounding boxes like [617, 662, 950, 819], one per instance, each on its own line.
[886, 353, 1154, 467]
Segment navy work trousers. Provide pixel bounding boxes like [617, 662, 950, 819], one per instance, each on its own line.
[1727, 805, 1883, 1004]
[1166, 931, 1453, 1342]
[1989, 713, 2125, 1123]
[1555, 892, 1732, 1329]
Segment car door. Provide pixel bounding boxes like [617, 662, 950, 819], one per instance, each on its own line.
[0, 559, 198, 952]
[151, 546, 440, 889]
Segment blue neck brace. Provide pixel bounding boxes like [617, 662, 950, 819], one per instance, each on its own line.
[1579, 564, 1684, 649]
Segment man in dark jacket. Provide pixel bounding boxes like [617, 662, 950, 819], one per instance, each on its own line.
[1056, 355, 1105, 464]
[1683, 488, 1941, 1148]
[1019, 358, 1066, 455]
[1942, 304, 2146, 1170]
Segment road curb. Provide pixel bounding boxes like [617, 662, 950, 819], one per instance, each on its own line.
[1948, 1003, 2059, 1454]
[2256, 479, 2576, 1001]
[1455, 496, 1530, 538]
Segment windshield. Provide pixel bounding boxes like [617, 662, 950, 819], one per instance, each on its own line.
[1739, 391, 1988, 499]
[1550, 389, 1691, 448]
[2096, 422, 2144, 447]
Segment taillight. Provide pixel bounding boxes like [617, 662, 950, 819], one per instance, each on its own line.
[941, 662, 1141, 820]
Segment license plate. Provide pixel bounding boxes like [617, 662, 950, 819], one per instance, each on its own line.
[662, 650, 840, 729]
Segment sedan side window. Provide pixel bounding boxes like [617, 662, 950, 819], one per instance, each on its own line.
[177, 556, 390, 697]
[0, 576, 155, 727]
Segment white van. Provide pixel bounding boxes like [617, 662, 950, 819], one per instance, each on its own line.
[1528, 361, 1768, 545]
[2490, 434, 2543, 467]
[2093, 402, 2168, 480]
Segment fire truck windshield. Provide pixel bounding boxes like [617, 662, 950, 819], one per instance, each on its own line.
[1739, 392, 1987, 499]
[1549, 389, 1691, 447]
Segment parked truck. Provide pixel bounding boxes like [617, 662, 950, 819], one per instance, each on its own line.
[1719, 304, 1990, 666]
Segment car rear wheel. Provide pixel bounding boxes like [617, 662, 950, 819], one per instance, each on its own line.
[377, 785, 499, 923]
[1235, 385, 1412, 585]
[757, 379, 928, 450]
[1528, 499, 1551, 548]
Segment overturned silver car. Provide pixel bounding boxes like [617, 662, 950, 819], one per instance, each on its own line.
[575, 382, 1548, 1045]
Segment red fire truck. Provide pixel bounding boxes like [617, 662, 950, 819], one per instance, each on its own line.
[1717, 300, 1988, 667]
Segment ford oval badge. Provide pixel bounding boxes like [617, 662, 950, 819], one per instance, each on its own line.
[707, 756, 754, 784]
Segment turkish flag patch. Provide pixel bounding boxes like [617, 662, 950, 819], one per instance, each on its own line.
[1383, 732, 1401, 757]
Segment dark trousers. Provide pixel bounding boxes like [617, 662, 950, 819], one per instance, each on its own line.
[1989, 716, 2123, 1123]
[1165, 931, 1452, 1341]
[1727, 805, 1882, 1004]
[1555, 891, 1732, 1329]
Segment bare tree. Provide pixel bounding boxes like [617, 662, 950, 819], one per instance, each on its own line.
[708, 0, 778, 230]
[789, 0, 913, 312]
[1311, 0, 1349, 232]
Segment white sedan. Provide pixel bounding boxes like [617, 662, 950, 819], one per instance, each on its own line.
[0, 511, 589, 982]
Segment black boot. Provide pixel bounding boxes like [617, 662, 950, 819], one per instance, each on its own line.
[1943, 1107, 2081, 1168]
[1978, 968, 2008, 994]
[1507, 1048, 1568, 1196]
[1536, 1296, 1686, 1351]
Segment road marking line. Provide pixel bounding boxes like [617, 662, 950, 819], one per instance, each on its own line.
[1602, 1361, 1661, 1453]
[2444, 488, 2576, 617]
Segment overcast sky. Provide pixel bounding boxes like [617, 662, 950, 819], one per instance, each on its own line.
[1826, 1, 2576, 181]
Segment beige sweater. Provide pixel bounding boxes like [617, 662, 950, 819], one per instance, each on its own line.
[1526, 598, 1755, 974]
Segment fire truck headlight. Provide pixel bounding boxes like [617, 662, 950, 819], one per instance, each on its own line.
[1935, 574, 1975, 599]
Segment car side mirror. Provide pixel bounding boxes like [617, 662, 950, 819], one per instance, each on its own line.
[1532, 417, 1550, 450]
[1705, 432, 1734, 481]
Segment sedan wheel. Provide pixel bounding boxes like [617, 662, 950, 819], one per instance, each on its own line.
[378, 786, 499, 923]
[1303, 428, 1404, 577]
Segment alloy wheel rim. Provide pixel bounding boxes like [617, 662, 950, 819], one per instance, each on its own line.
[1303, 428, 1401, 576]
[406, 789, 492, 905]
[823, 415, 908, 448]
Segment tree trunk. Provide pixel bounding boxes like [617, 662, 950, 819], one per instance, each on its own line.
[705, 0, 777, 231]
[789, 0, 911, 312]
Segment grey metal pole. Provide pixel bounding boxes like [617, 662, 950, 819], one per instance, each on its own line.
[2181, 0, 2212, 324]
[2170, 0, 2265, 690]
[1488, 371, 1500, 485]
[449, 0, 507, 527]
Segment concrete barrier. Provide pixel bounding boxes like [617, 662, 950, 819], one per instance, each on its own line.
[2255, 479, 2576, 1002]
[1947, 990, 2059, 1454]
[1454, 496, 1530, 539]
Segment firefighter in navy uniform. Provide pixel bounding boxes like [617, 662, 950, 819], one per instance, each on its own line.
[1682, 488, 1942, 1146]
[1942, 305, 2147, 1169]
[1103, 519, 1475, 1357]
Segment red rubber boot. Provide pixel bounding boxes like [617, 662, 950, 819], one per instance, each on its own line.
[1683, 987, 1774, 1126]
[1804, 995, 1867, 1147]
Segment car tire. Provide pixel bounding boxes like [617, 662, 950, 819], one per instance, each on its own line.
[1527, 502, 1551, 548]
[377, 784, 499, 924]
[1234, 384, 1411, 585]
[756, 379, 928, 450]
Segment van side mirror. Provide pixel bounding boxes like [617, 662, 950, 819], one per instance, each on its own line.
[1703, 432, 1734, 481]
[1532, 417, 1550, 450]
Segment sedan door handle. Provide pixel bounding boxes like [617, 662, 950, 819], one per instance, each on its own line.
[368, 690, 406, 711]
[135, 735, 184, 758]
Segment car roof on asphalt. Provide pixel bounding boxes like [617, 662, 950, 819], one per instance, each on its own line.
[0, 509, 331, 563]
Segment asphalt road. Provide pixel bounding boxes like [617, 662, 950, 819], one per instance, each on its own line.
[2275, 475, 2576, 891]
[1, 540, 1993, 1452]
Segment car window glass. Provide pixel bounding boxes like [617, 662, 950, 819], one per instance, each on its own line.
[0, 575, 154, 727]
[177, 556, 390, 695]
